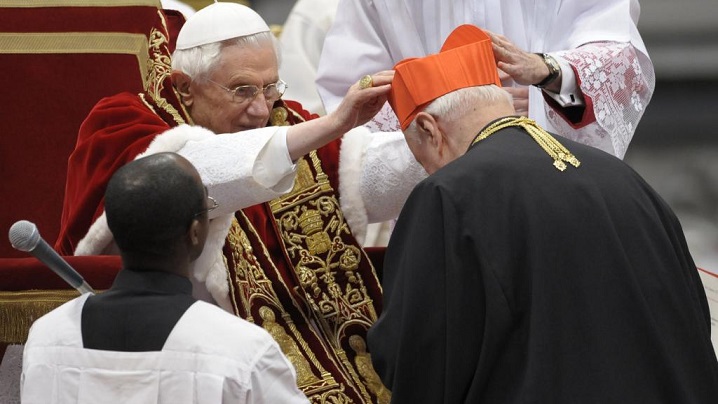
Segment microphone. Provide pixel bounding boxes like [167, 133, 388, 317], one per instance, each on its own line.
[9, 220, 94, 295]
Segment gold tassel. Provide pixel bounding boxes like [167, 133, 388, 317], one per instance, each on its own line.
[0, 290, 81, 344]
[471, 116, 581, 171]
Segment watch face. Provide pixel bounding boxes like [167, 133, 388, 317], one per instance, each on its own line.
[545, 55, 559, 74]
[537, 54, 560, 88]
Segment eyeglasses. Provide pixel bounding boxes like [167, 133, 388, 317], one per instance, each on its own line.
[208, 79, 288, 104]
[194, 195, 219, 218]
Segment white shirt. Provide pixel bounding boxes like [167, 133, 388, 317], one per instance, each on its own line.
[22, 294, 309, 404]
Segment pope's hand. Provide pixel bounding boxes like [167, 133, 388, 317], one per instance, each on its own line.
[284, 71, 394, 161]
[329, 70, 394, 134]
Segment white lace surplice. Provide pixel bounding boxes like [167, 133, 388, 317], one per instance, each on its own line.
[551, 42, 654, 159]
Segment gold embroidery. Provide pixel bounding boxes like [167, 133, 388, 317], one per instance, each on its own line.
[226, 103, 388, 401]
[227, 218, 289, 320]
[226, 217, 354, 402]
[138, 92, 155, 112]
[270, 152, 381, 402]
[300, 208, 332, 255]
[145, 11, 184, 125]
[472, 116, 580, 171]
[285, 197, 368, 299]
[349, 336, 391, 404]
[260, 306, 321, 386]
[275, 153, 377, 323]
[223, 251, 240, 316]
[271, 106, 290, 126]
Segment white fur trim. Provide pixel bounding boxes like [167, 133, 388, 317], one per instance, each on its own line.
[75, 124, 234, 311]
[138, 124, 216, 159]
[75, 213, 113, 255]
[338, 127, 372, 244]
[188, 213, 234, 312]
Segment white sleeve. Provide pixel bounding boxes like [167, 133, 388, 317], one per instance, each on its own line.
[542, 54, 585, 108]
[316, 0, 394, 113]
[246, 341, 310, 404]
[547, 42, 655, 159]
[338, 127, 427, 241]
[177, 126, 296, 217]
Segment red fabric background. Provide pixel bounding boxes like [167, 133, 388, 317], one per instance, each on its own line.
[0, 5, 183, 258]
[0, 5, 184, 304]
[0, 256, 121, 291]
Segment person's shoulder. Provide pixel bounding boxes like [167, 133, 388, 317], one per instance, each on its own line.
[412, 146, 515, 204]
[91, 91, 147, 111]
[26, 294, 89, 348]
[424, 151, 489, 188]
[31, 294, 88, 327]
[179, 301, 276, 349]
[77, 91, 171, 149]
[81, 91, 159, 130]
[162, 301, 284, 371]
[559, 135, 633, 170]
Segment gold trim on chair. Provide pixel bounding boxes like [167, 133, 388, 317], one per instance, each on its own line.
[0, 32, 150, 89]
[0, 290, 82, 344]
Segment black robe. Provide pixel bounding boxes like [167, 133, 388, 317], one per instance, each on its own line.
[368, 124, 718, 403]
[81, 269, 196, 351]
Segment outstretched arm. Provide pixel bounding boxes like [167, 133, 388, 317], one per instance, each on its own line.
[286, 71, 393, 161]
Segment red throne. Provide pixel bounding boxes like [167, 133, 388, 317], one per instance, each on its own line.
[0, 1, 185, 346]
[0, 1, 386, 353]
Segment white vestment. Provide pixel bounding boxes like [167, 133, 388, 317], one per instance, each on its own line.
[21, 294, 309, 404]
[317, 0, 655, 158]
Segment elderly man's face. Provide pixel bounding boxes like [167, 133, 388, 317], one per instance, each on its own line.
[189, 43, 278, 134]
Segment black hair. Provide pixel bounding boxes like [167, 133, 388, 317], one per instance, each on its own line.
[104, 153, 204, 258]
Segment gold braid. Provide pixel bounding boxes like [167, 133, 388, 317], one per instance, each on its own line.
[471, 116, 581, 171]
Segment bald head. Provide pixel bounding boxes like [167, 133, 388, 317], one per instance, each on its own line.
[105, 153, 206, 260]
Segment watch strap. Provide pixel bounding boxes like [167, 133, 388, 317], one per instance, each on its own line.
[534, 53, 560, 88]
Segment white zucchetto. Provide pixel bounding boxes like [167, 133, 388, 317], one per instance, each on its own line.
[175, 2, 270, 50]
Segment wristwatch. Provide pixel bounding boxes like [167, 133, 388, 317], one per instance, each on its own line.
[533, 53, 560, 88]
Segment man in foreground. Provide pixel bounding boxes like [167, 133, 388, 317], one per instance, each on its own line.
[23, 153, 309, 403]
[368, 24, 718, 403]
